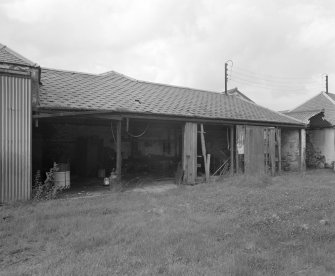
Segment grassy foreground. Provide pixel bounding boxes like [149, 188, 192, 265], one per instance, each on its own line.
[1, 170, 335, 276]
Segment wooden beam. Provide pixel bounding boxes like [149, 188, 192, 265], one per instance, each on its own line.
[117, 113, 305, 128]
[235, 125, 245, 174]
[269, 129, 276, 176]
[91, 115, 122, 120]
[200, 124, 209, 182]
[116, 120, 122, 183]
[35, 109, 305, 128]
[182, 122, 197, 184]
[277, 128, 282, 173]
[33, 110, 119, 119]
[264, 128, 269, 174]
[230, 126, 234, 176]
[206, 154, 211, 182]
[235, 126, 239, 174]
[299, 129, 306, 172]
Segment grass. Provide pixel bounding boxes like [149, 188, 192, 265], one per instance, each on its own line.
[1, 169, 335, 275]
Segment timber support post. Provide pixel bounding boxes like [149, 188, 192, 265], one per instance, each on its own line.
[299, 128, 306, 173]
[182, 122, 197, 184]
[277, 128, 281, 174]
[116, 120, 122, 183]
[200, 124, 210, 182]
[230, 126, 234, 176]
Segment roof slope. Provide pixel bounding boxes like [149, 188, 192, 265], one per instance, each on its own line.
[0, 43, 37, 66]
[226, 88, 254, 103]
[39, 68, 303, 126]
[283, 110, 324, 124]
[287, 92, 335, 125]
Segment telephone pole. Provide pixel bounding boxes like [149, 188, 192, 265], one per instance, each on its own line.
[225, 62, 228, 95]
[326, 74, 328, 93]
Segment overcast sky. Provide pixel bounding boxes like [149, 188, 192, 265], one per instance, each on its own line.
[1, 0, 334, 111]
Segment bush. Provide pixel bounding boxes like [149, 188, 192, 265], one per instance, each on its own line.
[32, 164, 64, 200]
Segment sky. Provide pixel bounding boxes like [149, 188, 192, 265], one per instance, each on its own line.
[1, 0, 335, 111]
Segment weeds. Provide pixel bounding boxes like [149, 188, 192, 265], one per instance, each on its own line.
[32, 163, 64, 200]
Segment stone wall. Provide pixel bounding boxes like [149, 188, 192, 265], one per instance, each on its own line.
[308, 128, 335, 167]
[281, 129, 303, 171]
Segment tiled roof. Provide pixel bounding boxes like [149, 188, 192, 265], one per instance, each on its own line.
[39, 68, 303, 126]
[0, 43, 37, 67]
[283, 109, 323, 124]
[326, 93, 335, 102]
[288, 92, 335, 125]
[225, 88, 254, 103]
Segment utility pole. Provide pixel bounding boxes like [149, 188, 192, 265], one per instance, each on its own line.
[225, 62, 228, 95]
[326, 74, 328, 93]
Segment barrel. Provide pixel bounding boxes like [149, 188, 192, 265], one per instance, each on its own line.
[54, 171, 70, 189]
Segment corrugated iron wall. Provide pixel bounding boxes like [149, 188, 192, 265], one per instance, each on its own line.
[0, 73, 32, 203]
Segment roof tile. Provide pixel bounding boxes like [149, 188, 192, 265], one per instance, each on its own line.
[0, 43, 37, 66]
[38, 68, 302, 126]
[288, 93, 335, 125]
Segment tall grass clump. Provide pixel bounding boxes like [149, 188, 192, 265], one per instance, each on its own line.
[32, 163, 63, 200]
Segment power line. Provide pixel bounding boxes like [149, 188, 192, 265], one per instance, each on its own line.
[230, 65, 318, 80]
[230, 70, 320, 84]
[230, 75, 321, 89]
[230, 78, 323, 92]
[227, 63, 325, 92]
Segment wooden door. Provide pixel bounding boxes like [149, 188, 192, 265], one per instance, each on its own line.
[244, 126, 265, 175]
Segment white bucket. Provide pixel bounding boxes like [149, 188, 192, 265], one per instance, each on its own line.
[54, 171, 70, 189]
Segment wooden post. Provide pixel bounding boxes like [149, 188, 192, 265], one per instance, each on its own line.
[200, 124, 209, 182]
[206, 154, 210, 181]
[200, 124, 207, 166]
[299, 129, 306, 172]
[264, 129, 268, 174]
[269, 129, 276, 176]
[182, 122, 197, 184]
[277, 128, 281, 173]
[116, 120, 122, 183]
[230, 126, 234, 176]
[235, 127, 239, 174]
[235, 125, 245, 174]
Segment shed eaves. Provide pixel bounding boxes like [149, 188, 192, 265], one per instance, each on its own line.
[39, 68, 303, 126]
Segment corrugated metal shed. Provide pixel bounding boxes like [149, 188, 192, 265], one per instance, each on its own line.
[0, 70, 32, 203]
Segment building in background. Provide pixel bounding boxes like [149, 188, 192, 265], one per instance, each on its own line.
[284, 92, 335, 168]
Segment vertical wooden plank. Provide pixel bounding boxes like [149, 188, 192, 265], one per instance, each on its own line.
[206, 154, 211, 181]
[299, 129, 306, 172]
[116, 120, 122, 183]
[264, 128, 269, 174]
[235, 127, 239, 174]
[230, 126, 234, 176]
[244, 126, 251, 174]
[236, 125, 245, 174]
[182, 122, 197, 184]
[277, 128, 282, 173]
[182, 123, 186, 173]
[245, 126, 265, 176]
[200, 124, 208, 181]
[192, 123, 198, 183]
[269, 129, 276, 176]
